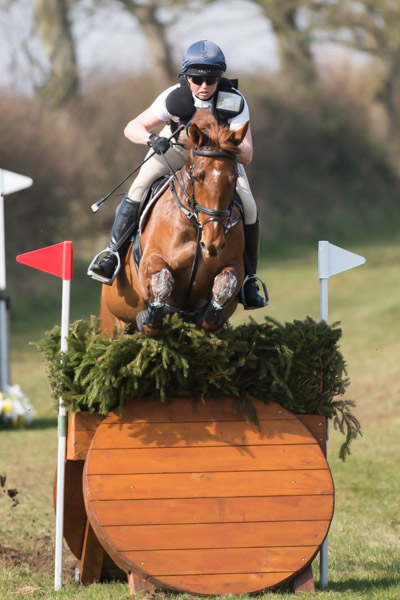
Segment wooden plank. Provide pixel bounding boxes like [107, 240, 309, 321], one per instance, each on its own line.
[105, 397, 297, 424]
[297, 415, 327, 455]
[86, 444, 328, 474]
[291, 564, 316, 593]
[67, 430, 98, 461]
[67, 412, 105, 460]
[103, 520, 331, 551]
[156, 572, 294, 594]
[78, 520, 105, 584]
[71, 411, 105, 430]
[86, 469, 333, 500]
[83, 400, 334, 595]
[121, 546, 319, 575]
[90, 495, 334, 526]
[53, 461, 87, 559]
[91, 419, 317, 449]
[128, 572, 155, 594]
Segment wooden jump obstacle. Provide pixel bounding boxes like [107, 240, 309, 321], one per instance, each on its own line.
[59, 397, 334, 595]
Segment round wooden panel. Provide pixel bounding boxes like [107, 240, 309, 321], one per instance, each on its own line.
[83, 398, 334, 595]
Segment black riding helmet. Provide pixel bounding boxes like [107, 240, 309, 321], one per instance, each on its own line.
[181, 40, 227, 77]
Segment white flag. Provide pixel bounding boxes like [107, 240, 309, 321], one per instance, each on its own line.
[0, 169, 33, 196]
[318, 241, 366, 279]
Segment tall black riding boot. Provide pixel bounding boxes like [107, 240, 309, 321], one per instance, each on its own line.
[240, 220, 268, 309]
[88, 195, 140, 284]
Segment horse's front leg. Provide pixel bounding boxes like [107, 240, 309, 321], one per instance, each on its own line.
[137, 266, 174, 335]
[198, 268, 240, 330]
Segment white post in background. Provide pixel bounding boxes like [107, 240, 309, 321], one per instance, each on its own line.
[0, 169, 33, 392]
[0, 192, 9, 391]
[318, 240, 365, 588]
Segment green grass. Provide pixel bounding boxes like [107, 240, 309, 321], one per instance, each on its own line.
[1, 241, 399, 599]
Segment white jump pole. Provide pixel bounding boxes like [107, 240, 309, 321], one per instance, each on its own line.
[54, 278, 70, 590]
[318, 240, 365, 588]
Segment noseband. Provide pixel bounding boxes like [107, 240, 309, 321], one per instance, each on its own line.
[170, 147, 238, 233]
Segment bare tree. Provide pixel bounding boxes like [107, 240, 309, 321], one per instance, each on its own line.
[116, 0, 176, 86]
[239, 0, 317, 84]
[313, 0, 400, 139]
[34, 0, 79, 107]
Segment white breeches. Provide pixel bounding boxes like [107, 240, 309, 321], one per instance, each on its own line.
[127, 125, 258, 225]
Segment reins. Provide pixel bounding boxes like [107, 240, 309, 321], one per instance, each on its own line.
[167, 146, 238, 309]
[168, 146, 237, 232]
[90, 125, 185, 213]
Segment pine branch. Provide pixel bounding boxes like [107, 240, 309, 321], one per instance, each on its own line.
[36, 314, 361, 459]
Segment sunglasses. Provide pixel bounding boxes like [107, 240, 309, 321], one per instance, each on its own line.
[190, 75, 220, 86]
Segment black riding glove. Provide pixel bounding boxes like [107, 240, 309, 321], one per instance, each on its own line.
[147, 134, 171, 155]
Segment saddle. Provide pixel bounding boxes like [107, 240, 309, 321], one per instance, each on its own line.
[132, 175, 172, 271]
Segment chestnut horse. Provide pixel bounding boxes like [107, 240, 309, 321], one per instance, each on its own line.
[99, 110, 247, 336]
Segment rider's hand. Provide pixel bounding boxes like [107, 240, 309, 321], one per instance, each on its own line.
[147, 134, 171, 155]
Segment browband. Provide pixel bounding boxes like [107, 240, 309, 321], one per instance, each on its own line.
[193, 149, 237, 159]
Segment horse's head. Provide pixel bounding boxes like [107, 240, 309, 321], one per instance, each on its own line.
[185, 110, 248, 258]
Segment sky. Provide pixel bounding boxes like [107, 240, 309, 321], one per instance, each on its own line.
[0, 0, 279, 95]
[75, 0, 279, 76]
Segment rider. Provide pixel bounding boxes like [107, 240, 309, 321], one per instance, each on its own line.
[88, 40, 266, 309]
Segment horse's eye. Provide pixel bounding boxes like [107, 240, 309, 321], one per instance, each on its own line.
[193, 172, 206, 183]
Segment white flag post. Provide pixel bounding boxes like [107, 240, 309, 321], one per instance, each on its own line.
[0, 169, 33, 392]
[16, 242, 73, 591]
[318, 240, 365, 588]
[54, 276, 70, 590]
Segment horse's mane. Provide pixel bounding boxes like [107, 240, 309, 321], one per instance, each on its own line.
[186, 109, 241, 155]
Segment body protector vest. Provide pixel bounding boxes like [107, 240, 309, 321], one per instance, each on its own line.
[166, 76, 244, 133]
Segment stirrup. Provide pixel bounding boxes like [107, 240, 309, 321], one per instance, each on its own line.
[239, 274, 269, 310]
[87, 249, 121, 285]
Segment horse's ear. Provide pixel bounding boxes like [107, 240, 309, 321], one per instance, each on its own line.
[188, 122, 209, 147]
[230, 121, 249, 146]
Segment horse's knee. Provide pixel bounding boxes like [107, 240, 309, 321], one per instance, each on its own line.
[150, 268, 174, 304]
[211, 270, 238, 307]
[137, 268, 174, 335]
[197, 270, 238, 331]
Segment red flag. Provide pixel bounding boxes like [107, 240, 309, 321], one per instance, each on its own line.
[16, 241, 73, 280]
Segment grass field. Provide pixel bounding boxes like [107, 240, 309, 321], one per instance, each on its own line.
[1, 240, 399, 599]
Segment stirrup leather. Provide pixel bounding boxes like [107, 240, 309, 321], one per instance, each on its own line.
[87, 249, 121, 285]
[239, 274, 269, 310]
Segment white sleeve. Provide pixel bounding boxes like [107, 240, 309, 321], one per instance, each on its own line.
[150, 85, 180, 122]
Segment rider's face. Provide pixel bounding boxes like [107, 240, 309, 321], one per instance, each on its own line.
[186, 76, 220, 101]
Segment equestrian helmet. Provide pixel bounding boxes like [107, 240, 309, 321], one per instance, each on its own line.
[181, 40, 226, 77]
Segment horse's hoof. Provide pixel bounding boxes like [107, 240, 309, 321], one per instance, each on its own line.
[136, 310, 162, 336]
[200, 320, 218, 331]
[136, 310, 149, 333]
[197, 309, 226, 331]
[142, 324, 160, 336]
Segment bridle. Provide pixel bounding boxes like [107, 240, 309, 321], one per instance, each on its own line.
[166, 145, 239, 310]
[168, 147, 238, 234]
